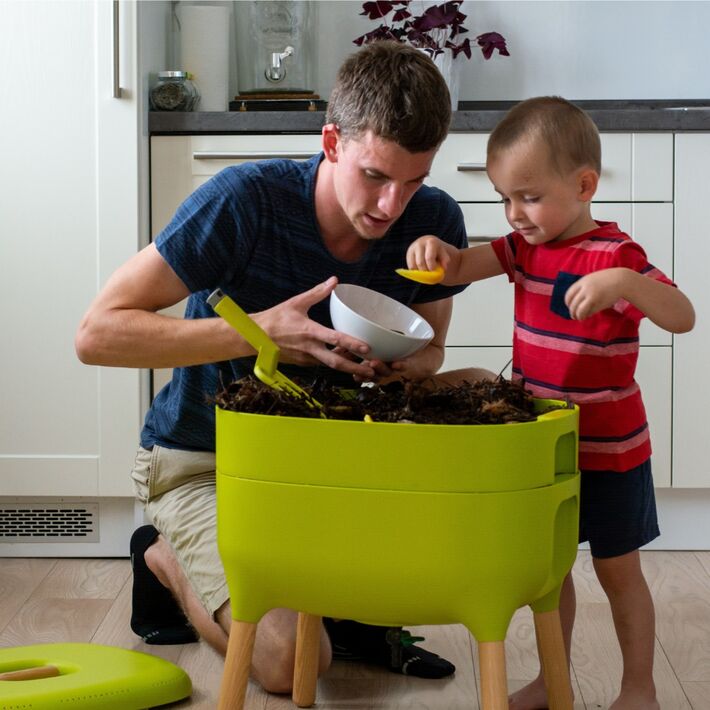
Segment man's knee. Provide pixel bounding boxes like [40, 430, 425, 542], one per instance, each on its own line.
[435, 366, 497, 386]
[251, 611, 332, 694]
[254, 642, 297, 694]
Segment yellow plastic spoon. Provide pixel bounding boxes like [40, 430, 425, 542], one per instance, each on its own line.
[395, 264, 445, 285]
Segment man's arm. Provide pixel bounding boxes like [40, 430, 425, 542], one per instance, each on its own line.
[75, 244, 237, 368]
[75, 244, 378, 377]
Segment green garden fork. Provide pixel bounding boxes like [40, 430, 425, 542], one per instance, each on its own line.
[207, 289, 324, 413]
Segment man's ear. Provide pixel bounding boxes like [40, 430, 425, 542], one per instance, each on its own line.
[578, 167, 599, 202]
[322, 124, 340, 163]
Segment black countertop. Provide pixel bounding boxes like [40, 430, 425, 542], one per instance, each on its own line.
[149, 99, 710, 135]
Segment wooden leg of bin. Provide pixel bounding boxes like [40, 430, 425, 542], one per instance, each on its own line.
[292, 612, 322, 708]
[534, 609, 573, 710]
[218, 619, 257, 710]
[478, 640, 509, 710]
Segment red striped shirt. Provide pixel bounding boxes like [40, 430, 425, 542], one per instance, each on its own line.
[491, 222, 674, 472]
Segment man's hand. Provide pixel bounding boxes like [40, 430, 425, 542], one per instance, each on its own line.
[253, 277, 376, 379]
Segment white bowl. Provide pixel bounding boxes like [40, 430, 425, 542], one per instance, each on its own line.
[329, 284, 434, 362]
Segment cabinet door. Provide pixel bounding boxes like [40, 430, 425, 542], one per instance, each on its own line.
[0, 1, 141, 498]
[593, 203, 673, 346]
[673, 134, 709, 487]
[448, 205, 512, 346]
[636, 347, 672, 487]
[429, 133, 673, 203]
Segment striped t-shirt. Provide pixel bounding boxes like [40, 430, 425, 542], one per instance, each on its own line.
[491, 221, 674, 472]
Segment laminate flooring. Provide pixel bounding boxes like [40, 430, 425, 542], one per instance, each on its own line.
[2, 551, 709, 709]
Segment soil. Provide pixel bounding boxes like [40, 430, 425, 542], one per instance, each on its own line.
[214, 376, 565, 425]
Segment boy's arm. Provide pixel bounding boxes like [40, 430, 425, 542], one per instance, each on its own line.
[565, 268, 696, 333]
[407, 238, 504, 285]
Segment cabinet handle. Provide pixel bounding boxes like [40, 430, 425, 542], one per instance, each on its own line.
[112, 1, 122, 98]
[193, 151, 318, 161]
[467, 235, 497, 243]
[457, 163, 487, 172]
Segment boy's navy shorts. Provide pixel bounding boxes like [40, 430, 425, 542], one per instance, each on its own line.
[578, 459, 660, 559]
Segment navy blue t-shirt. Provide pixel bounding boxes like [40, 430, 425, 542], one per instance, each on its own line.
[143, 154, 467, 451]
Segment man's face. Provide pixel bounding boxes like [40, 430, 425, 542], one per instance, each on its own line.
[331, 130, 437, 240]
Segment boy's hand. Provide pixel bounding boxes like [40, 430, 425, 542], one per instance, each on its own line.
[564, 268, 626, 320]
[406, 236, 457, 274]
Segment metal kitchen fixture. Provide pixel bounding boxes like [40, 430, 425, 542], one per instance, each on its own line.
[235, 1, 316, 94]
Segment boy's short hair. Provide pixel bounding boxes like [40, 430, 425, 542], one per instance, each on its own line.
[326, 41, 451, 153]
[487, 96, 602, 175]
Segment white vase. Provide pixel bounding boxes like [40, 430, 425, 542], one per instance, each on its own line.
[432, 52, 462, 111]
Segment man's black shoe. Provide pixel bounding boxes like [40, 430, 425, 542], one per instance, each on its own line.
[130, 524, 198, 645]
[323, 618, 455, 678]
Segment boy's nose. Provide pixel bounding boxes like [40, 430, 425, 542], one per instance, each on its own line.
[507, 200, 524, 222]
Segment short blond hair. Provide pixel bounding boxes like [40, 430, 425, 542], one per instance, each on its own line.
[487, 96, 601, 175]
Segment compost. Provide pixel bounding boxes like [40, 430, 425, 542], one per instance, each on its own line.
[214, 376, 565, 425]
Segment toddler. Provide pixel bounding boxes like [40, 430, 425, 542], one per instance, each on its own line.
[406, 96, 695, 709]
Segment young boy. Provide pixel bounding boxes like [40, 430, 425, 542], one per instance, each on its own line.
[405, 96, 695, 709]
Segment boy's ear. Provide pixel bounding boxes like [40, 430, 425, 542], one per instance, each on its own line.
[322, 124, 340, 163]
[577, 167, 599, 202]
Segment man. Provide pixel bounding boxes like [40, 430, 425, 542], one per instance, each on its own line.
[76, 41, 479, 692]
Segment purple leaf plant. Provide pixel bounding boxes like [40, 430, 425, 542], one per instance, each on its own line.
[354, 0, 509, 61]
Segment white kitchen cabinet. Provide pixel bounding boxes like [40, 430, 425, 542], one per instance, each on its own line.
[0, 1, 160, 555]
[673, 134, 709, 488]
[428, 133, 673, 202]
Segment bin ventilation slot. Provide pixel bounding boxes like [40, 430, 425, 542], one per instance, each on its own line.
[0, 502, 99, 542]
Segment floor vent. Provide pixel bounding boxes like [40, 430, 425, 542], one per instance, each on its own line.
[0, 501, 99, 543]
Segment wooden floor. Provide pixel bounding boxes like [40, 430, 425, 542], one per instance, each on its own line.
[2, 550, 710, 708]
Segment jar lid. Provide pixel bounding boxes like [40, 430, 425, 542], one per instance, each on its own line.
[158, 71, 189, 79]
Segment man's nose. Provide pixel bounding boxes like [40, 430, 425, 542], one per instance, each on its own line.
[378, 183, 405, 218]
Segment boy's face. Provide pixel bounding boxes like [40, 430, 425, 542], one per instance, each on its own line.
[487, 139, 597, 244]
[328, 129, 436, 241]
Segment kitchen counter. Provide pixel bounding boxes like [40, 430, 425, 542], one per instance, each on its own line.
[149, 99, 710, 135]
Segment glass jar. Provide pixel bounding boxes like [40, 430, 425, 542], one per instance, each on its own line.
[235, 1, 316, 94]
[150, 71, 200, 111]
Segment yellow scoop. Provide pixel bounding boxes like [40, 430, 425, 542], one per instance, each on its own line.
[395, 264, 445, 285]
[207, 289, 324, 414]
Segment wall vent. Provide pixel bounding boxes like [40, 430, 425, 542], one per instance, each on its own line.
[0, 501, 99, 543]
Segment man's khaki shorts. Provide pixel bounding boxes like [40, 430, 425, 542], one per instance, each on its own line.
[131, 445, 230, 617]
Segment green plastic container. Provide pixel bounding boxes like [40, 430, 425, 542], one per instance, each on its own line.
[216, 399, 579, 642]
[0, 643, 191, 709]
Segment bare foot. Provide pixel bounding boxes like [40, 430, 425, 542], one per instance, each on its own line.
[508, 678, 549, 710]
[609, 690, 660, 710]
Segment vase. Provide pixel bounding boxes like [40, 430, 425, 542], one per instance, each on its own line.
[432, 51, 462, 111]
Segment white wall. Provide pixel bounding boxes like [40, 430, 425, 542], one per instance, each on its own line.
[161, 1, 709, 104]
[315, 0, 710, 101]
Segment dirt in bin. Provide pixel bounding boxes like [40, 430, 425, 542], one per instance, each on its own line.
[213, 376, 567, 425]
